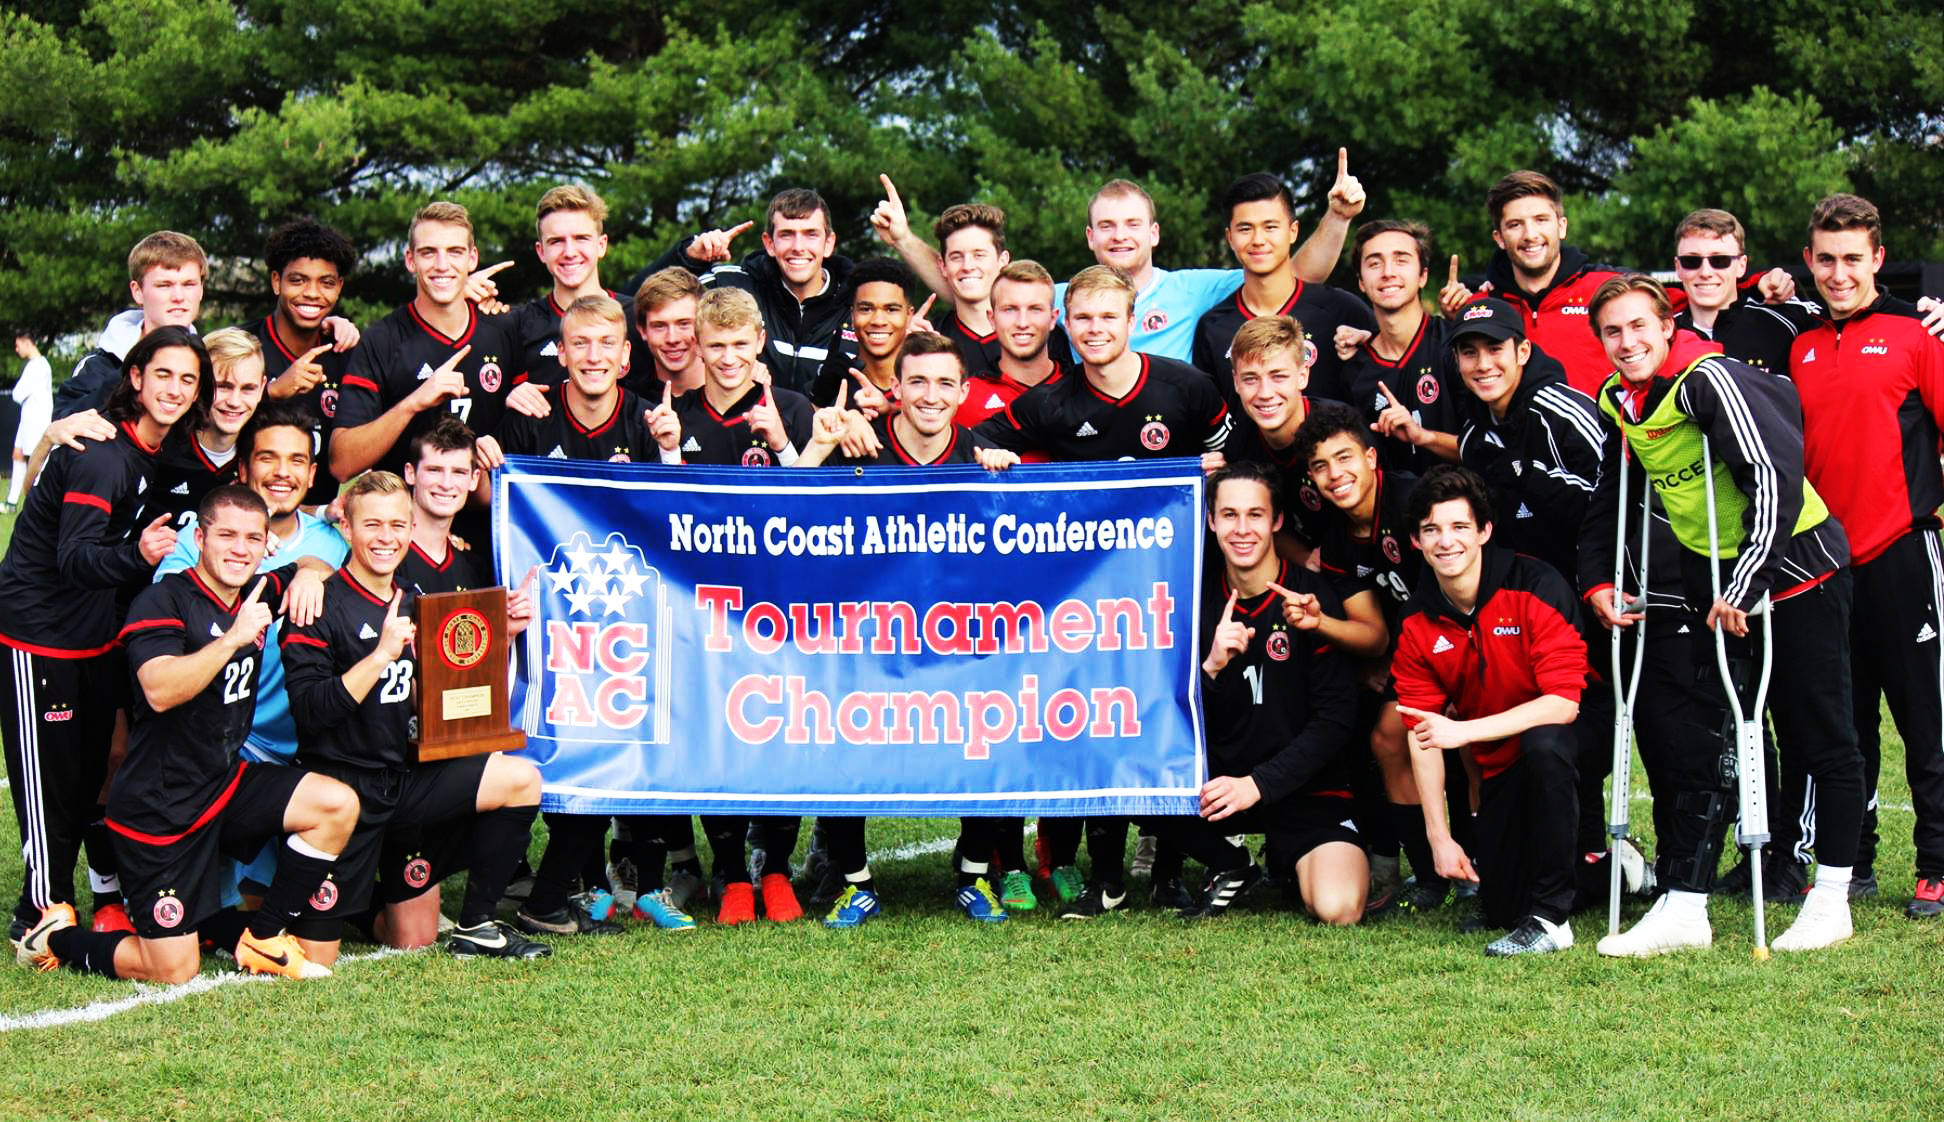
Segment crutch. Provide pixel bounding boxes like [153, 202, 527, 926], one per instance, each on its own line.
[1700, 435, 1775, 960]
[1608, 449, 1652, 937]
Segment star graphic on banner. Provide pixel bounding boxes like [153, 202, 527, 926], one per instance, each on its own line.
[541, 532, 658, 618]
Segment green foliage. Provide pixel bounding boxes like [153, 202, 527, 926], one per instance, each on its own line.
[0, 0, 1939, 342]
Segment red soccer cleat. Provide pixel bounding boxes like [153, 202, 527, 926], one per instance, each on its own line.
[717, 881, 757, 925]
[760, 873, 803, 922]
[91, 902, 134, 935]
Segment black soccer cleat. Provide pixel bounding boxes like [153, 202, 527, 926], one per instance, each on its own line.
[448, 919, 554, 959]
[515, 898, 624, 936]
[1179, 864, 1263, 920]
[1057, 884, 1127, 920]
[1483, 916, 1573, 957]
[1149, 875, 1194, 911]
[1397, 875, 1450, 913]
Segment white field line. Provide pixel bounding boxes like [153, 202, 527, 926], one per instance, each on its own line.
[0, 824, 1010, 1033]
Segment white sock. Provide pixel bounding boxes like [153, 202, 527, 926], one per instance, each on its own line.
[88, 868, 120, 894]
[845, 867, 872, 885]
[959, 858, 989, 876]
[1534, 915, 1569, 938]
[1810, 864, 1852, 901]
[1663, 889, 1709, 919]
[5, 470, 23, 505]
[286, 835, 335, 861]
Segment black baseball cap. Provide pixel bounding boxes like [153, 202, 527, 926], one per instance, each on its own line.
[1450, 297, 1525, 345]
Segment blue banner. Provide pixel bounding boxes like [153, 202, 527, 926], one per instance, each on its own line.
[494, 455, 1206, 816]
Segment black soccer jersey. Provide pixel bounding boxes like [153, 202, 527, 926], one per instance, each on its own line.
[1343, 314, 1463, 475]
[1192, 281, 1375, 402]
[1221, 398, 1334, 546]
[825, 414, 990, 468]
[1199, 560, 1358, 803]
[336, 301, 525, 477]
[1312, 467, 1422, 632]
[112, 564, 297, 836]
[499, 388, 661, 465]
[0, 422, 162, 656]
[670, 385, 816, 467]
[973, 353, 1231, 462]
[282, 569, 417, 771]
[239, 315, 351, 506]
[148, 429, 240, 532]
[398, 539, 491, 597]
[504, 291, 648, 393]
[1676, 293, 1814, 375]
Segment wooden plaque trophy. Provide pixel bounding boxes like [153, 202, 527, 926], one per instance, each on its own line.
[415, 588, 528, 762]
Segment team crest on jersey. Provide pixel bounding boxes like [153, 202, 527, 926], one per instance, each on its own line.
[152, 893, 184, 930]
[1142, 310, 1168, 332]
[319, 388, 339, 418]
[1300, 483, 1322, 511]
[1417, 373, 1439, 404]
[609, 452, 632, 463]
[1303, 339, 1319, 367]
[1139, 415, 1170, 451]
[741, 445, 772, 467]
[403, 858, 432, 889]
[1266, 630, 1291, 662]
[478, 359, 503, 393]
[1382, 533, 1401, 564]
[309, 879, 339, 911]
[534, 531, 668, 737]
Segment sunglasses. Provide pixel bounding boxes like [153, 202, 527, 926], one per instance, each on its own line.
[1676, 253, 1742, 270]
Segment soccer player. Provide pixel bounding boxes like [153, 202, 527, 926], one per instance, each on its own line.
[671, 287, 814, 924]
[1221, 315, 1348, 550]
[148, 328, 268, 531]
[1393, 466, 1589, 955]
[1336, 220, 1461, 473]
[494, 186, 650, 392]
[1587, 274, 1861, 953]
[953, 261, 1071, 436]
[1154, 461, 1364, 922]
[809, 257, 922, 407]
[239, 217, 360, 508]
[633, 267, 709, 397]
[797, 333, 1019, 927]
[0, 327, 203, 938]
[1788, 195, 1944, 920]
[6, 333, 51, 513]
[496, 294, 689, 933]
[1668, 209, 1812, 375]
[1191, 173, 1374, 401]
[696, 188, 854, 398]
[53, 232, 207, 420]
[282, 471, 550, 962]
[973, 264, 1231, 917]
[873, 154, 1366, 362]
[330, 201, 525, 483]
[16, 486, 351, 982]
[925, 204, 1017, 377]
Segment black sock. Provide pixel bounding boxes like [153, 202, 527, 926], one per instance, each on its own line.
[251, 837, 337, 939]
[702, 816, 749, 884]
[1041, 817, 1083, 868]
[48, 927, 130, 978]
[760, 817, 801, 877]
[527, 812, 606, 915]
[1390, 803, 1442, 887]
[460, 806, 539, 926]
[995, 818, 1027, 873]
[1086, 818, 1128, 894]
[201, 909, 251, 953]
[1152, 838, 1185, 884]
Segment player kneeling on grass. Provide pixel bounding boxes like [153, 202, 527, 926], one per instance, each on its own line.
[1144, 462, 1364, 922]
[18, 486, 352, 982]
[797, 331, 1020, 927]
[281, 471, 550, 961]
[1391, 466, 1590, 957]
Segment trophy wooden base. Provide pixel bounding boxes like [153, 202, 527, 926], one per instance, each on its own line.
[417, 728, 528, 763]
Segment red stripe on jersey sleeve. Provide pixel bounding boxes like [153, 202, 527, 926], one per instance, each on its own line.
[63, 491, 111, 512]
[342, 375, 380, 392]
[282, 633, 329, 649]
[116, 618, 184, 641]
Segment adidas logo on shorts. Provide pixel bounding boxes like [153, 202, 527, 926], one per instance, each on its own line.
[1918, 623, 1937, 644]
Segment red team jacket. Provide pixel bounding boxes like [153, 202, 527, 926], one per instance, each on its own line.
[1789, 294, 1944, 566]
[1392, 546, 1589, 780]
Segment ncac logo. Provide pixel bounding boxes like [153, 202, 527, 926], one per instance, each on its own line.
[543, 531, 663, 732]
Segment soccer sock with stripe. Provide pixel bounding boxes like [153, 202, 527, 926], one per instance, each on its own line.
[251, 834, 337, 940]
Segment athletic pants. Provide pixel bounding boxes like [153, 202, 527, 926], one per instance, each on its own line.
[1473, 723, 1579, 928]
[3, 648, 118, 927]
[1850, 529, 1944, 878]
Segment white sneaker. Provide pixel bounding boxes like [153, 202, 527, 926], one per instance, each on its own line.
[1597, 895, 1711, 957]
[1770, 889, 1853, 952]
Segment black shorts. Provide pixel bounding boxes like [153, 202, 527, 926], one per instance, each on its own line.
[295, 755, 488, 931]
[112, 763, 306, 940]
[1259, 796, 1363, 874]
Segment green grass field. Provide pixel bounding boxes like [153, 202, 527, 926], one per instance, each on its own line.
[0, 499, 1940, 1120]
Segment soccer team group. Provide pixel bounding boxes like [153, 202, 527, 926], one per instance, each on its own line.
[5, 151, 1943, 985]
